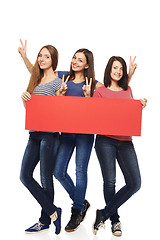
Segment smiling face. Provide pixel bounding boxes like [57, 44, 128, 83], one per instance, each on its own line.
[37, 47, 52, 70]
[110, 60, 123, 82]
[71, 52, 89, 72]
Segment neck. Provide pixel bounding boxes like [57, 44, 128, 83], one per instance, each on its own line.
[109, 80, 122, 91]
[74, 71, 85, 82]
[43, 67, 55, 78]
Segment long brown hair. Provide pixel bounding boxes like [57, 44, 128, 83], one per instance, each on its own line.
[65, 48, 96, 97]
[27, 45, 58, 93]
[104, 56, 128, 90]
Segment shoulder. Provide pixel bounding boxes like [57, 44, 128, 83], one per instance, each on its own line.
[58, 71, 69, 79]
[93, 86, 106, 97]
[95, 81, 103, 89]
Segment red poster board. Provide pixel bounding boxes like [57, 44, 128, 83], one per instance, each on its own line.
[25, 95, 142, 136]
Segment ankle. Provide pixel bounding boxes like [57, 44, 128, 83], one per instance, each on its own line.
[50, 211, 57, 222]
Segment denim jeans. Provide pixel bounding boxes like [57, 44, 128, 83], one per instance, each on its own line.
[95, 135, 141, 222]
[20, 132, 59, 225]
[54, 133, 94, 211]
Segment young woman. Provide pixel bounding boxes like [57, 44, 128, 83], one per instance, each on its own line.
[20, 45, 62, 235]
[92, 56, 147, 236]
[54, 48, 102, 232]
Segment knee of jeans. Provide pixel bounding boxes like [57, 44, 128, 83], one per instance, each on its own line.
[104, 179, 116, 189]
[54, 167, 64, 181]
[20, 170, 31, 187]
[129, 177, 141, 194]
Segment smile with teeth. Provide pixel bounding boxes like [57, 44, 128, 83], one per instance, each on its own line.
[114, 73, 121, 78]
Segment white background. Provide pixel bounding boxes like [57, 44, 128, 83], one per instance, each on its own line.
[1, 0, 160, 239]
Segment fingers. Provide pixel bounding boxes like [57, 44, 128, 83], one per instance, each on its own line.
[62, 75, 64, 84]
[85, 77, 88, 86]
[132, 56, 136, 63]
[20, 39, 24, 48]
[65, 75, 70, 84]
[140, 98, 147, 108]
[21, 91, 31, 101]
[89, 78, 92, 86]
[85, 77, 92, 86]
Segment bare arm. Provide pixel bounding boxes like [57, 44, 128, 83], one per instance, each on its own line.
[18, 39, 33, 73]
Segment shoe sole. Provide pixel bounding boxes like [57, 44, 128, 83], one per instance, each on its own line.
[25, 228, 49, 234]
[81, 204, 91, 222]
[65, 223, 80, 232]
[112, 231, 122, 237]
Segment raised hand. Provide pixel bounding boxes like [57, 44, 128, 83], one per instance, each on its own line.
[128, 56, 137, 82]
[58, 75, 70, 95]
[18, 39, 27, 59]
[82, 77, 92, 97]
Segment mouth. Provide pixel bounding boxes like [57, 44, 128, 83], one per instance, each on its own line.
[114, 74, 121, 78]
[72, 64, 79, 68]
[39, 63, 46, 66]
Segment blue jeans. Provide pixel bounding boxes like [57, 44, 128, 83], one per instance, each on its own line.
[95, 135, 141, 222]
[54, 133, 94, 211]
[20, 132, 59, 225]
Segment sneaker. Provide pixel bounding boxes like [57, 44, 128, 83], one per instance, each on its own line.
[93, 210, 105, 235]
[81, 200, 90, 222]
[53, 208, 62, 235]
[111, 222, 122, 237]
[25, 222, 49, 234]
[65, 208, 83, 232]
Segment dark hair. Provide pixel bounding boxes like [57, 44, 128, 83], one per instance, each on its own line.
[65, 48, 95, 97]
[104, 56, 128, 90]
[27, 45, 58, 93]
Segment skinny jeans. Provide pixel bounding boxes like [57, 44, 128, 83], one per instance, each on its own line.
[54, 133, 94, 211]
[95, 135, 141, 222]
[20, 131, 59, 225]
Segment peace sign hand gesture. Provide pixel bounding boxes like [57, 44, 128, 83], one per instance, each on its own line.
[18, 39, 27, 59]
[82, 77, 92, 97]
[58, 75, 70, 96]
[128, 56, 137, 82]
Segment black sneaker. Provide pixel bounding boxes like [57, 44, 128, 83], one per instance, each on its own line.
[111, 222, 122, 236]
[65, 208, 83, 232]
[93, 209, 105, 235]
[81, 200, 90, 222]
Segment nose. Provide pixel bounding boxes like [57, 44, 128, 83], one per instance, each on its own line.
[117, 68, 121, 73]
[72, 58, 77, 64]
[39, 56, 45, 62]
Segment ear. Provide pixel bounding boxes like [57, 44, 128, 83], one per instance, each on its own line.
[85, 64, 89, 69]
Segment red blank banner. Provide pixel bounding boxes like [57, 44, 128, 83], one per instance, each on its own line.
[25, 95, 142, 136]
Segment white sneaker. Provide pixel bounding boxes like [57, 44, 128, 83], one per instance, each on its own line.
[111, 222, 122, 237]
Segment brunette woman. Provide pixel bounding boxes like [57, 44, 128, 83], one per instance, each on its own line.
[92, 56, 147, 236]
[54, 48, 102, 232]
[20, 45, 62, 234]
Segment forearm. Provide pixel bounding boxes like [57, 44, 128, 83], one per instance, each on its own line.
[128, 71, 132, 83]
[22, 56, 33, 73]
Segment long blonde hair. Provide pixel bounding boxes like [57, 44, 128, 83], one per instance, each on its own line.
[27, 45, 58, 93]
